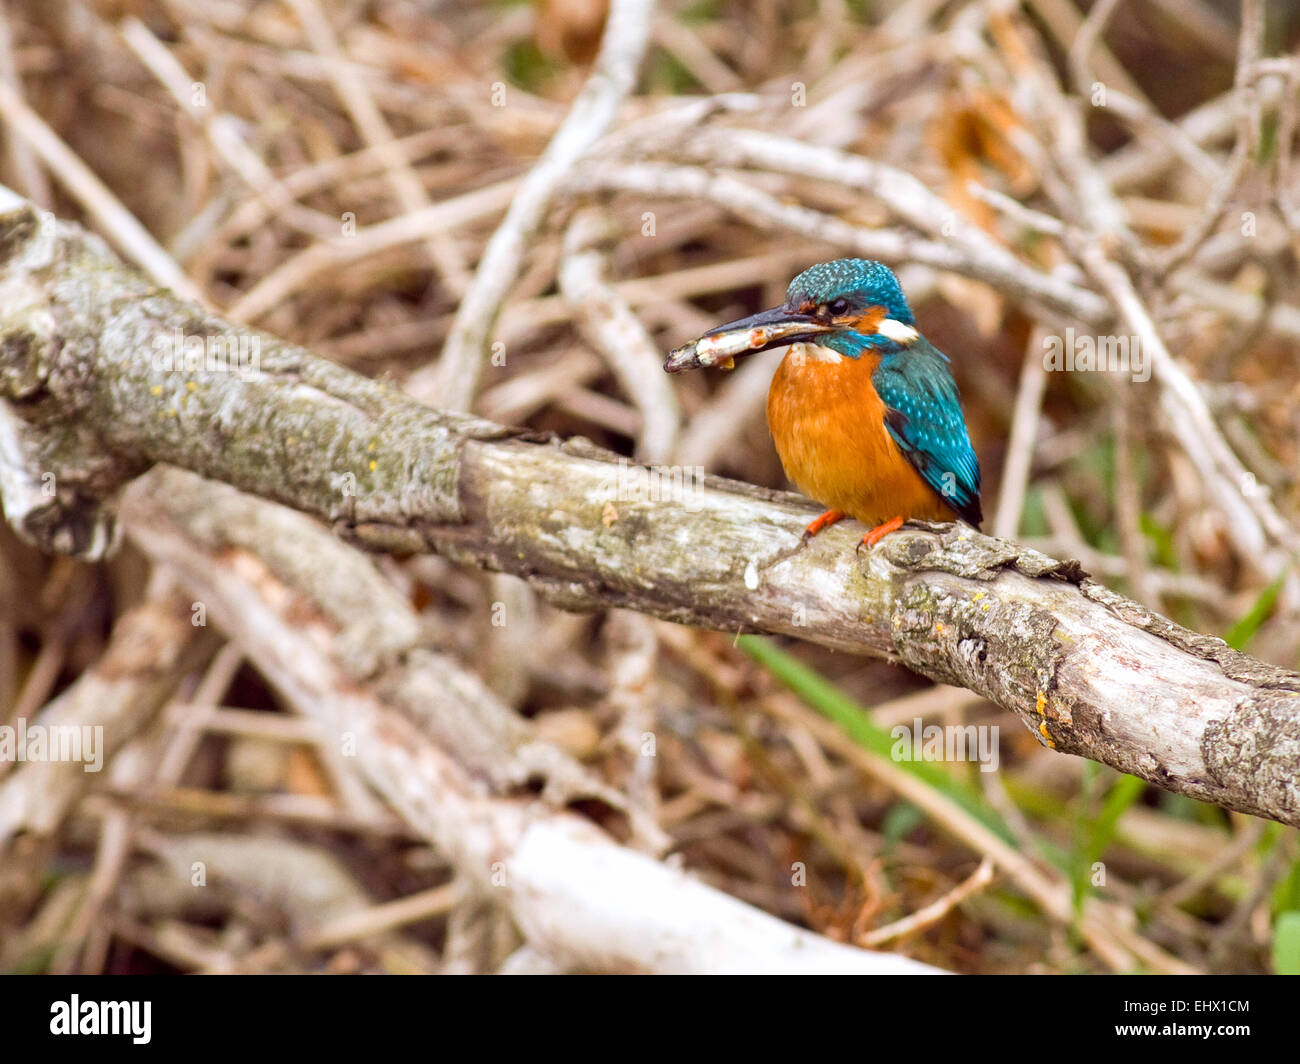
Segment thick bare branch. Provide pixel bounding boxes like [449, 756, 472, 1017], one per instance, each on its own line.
[0, 202, 1297, 828]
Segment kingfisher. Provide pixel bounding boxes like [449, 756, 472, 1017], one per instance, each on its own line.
[664, 259, 982, 549]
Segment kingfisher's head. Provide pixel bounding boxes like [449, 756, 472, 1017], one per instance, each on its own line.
[664, 259, 919, 373]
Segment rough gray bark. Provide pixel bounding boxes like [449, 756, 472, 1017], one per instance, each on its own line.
[0, 202, 1297, 828]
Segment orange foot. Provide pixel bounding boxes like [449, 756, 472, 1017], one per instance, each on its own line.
[803, 509, 846, 541]
[856, 515, 904, 553]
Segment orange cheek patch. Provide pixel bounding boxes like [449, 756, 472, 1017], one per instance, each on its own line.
[843, 305, 885, 334]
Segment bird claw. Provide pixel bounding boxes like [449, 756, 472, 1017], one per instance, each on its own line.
[857, 515, 905, 554]
[802, 509, 847, 542]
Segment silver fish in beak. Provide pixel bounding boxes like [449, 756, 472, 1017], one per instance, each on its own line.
[663, 306, 833, 374]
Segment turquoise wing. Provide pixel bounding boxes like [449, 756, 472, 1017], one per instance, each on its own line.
[872, 342, 983, 527]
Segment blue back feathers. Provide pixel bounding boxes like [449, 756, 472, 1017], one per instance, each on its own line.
[874, 340, 983, 526]
[788, 259, 982, 526]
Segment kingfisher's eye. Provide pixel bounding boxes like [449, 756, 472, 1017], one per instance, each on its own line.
[828, 298, 850, 316]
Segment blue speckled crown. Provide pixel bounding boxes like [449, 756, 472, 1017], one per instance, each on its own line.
[786, 260, 913, 325]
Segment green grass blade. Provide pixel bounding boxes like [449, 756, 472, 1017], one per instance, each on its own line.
[1224, 571, 1287, 651]
[1272, 911, 1300, 975]
[737, 634, 1016, 844]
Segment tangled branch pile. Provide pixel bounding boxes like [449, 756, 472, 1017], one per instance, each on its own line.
[0, 0, 1297, 975]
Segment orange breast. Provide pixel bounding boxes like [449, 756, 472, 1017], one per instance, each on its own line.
[765, 347, 956, 526]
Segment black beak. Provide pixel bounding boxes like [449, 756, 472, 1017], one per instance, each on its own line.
[664, 305, 832, 373]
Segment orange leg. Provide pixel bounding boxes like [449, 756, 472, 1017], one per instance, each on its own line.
[857, 514, 904, 552]
[803, 509, 847, 541]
